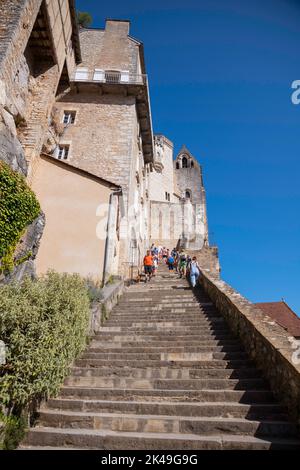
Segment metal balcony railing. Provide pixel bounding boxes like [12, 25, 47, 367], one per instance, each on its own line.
[71, 68, 147, 85]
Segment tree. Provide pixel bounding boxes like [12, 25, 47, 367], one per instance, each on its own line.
[77, 11, 92, 28]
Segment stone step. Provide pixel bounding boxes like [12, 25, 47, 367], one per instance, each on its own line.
[80, 351, 249, 361]
[74, 358, 255, 369]
[87, 344, 244, 354]
[69, 366, 261, 380]
[93, 333, 235, 341]
[45, 398, 286, 420]
[88, 339, 240, 348]
[98, 326, 231, 333]
[60, 386, 275, 403]
[36, 410, 297, 438]
[64, 376, 267, 390]
[22, 427, 300, 450]
[104, 320, 225, 327]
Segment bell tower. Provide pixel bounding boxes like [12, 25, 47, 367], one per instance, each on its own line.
[174, 145, 209, 249]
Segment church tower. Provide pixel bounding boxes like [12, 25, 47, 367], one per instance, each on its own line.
[174, 145, 209, 249]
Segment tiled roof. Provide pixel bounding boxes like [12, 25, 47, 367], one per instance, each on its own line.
[255, 301, 300, 338]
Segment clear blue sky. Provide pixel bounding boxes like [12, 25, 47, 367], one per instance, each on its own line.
[76, 0, 300, 315]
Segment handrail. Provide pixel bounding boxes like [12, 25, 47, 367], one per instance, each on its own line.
[70, 68, 147, 85]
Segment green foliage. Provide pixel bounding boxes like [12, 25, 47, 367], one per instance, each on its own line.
[76, 11, 93, 28]
[0, 412, 26, 450]
[85, 277, 103, 303]
[0, 272, 90, 410]
[0, 161, 40, 273]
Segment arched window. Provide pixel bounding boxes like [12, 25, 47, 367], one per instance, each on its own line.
[182, 156, 188, 168]
[191, 160, 194, 168]
[185, 190, 191, 199]
[176, 161, 179, 169]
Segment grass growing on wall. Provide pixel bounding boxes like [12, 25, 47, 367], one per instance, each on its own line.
[0, 161, 40, 273]
[0, 272, 90, 448]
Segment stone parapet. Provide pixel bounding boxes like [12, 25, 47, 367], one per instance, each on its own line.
[200, 272, 300, 429]
[89, 279, 124, 334]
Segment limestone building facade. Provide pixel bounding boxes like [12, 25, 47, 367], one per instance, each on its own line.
[149, 139, 209, 252]
[0, 1, 218, 282]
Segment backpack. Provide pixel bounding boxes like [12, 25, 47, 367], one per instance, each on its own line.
[168, 256, 174, 264]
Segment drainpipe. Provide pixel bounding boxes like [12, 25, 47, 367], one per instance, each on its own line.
[102, 188, 122, 287]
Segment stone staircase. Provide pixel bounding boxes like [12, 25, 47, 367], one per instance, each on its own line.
[21, 264, 300, 450]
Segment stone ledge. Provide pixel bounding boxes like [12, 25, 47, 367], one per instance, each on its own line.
[200, 272, 300, 429]
[89, 280, 124, 334]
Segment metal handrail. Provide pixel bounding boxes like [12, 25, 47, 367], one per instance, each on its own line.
[71, 68, 147, 85]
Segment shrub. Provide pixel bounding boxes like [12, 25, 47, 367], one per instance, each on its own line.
[0, 272, 90, 410]
[0, 161, 40, 273]
[77, 11, 93, 28]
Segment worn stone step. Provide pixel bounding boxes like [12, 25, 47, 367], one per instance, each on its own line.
[106, 311, 221, 318]
[74, 358, 254, 369]
[69, 366, 261, 380]
[98, 326, 231, 333]
[22, 427, 300, 450]
[75, 360, 253, 370]
[87, 345, 244, 354]
[80, 351, 249, 361]
[36, 410, 297, 438]
[93, 333, 235, 341]
[60, 386, 275, 403]
[89, 339, 240, 349]
[45, 398, 286, 420]
[64, 376, 267, 390]
[104, 320, 225, 327]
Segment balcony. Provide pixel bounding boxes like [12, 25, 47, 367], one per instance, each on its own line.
[71, 68, 147, 86]
[69, 68, 153, 164]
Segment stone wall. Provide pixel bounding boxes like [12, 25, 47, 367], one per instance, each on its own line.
[78, 22, 142, 76]
[149, 135, 175, 203]
[0, 0, 42, 118]
[187, 246, 220, 276]
[200, 272, 300, 428]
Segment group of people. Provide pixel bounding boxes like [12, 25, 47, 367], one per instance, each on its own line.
[143, 244, 201, 287]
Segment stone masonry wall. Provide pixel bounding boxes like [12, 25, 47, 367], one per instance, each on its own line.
[149, 135, 175, 203]
[200, 272, 300, 429]
[54, 93, 136, 187]
[79, 22, 141, 76]
[0, 0, 42, 118]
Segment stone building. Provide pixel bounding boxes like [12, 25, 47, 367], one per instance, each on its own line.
[0, 1, 218, 282]
[149, 139, 209, 251]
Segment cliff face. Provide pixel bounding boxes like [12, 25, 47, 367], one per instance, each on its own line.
[0, 81, 44, 283]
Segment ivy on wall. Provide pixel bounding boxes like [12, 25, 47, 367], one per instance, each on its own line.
[0, 161, 40, 273]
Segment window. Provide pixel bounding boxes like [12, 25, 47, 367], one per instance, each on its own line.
[176, 162, 179, 169]
[185, 190, 191, 199]
[165, 192, 170, 201]
[182, 156, 188, 168]
[56, 144, 70, 160]
[63, 111, 76, 125]
[191, 160, 194, 168]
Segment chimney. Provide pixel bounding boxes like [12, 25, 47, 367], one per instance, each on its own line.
[105, 19, 130, 36]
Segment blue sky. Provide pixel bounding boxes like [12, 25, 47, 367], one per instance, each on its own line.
[76, 0, 300, 314]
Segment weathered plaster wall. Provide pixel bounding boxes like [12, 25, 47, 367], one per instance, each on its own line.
[31, 155, 112, 280]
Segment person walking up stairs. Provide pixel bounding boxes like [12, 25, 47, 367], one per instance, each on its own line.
[21, 263, 300, 449]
